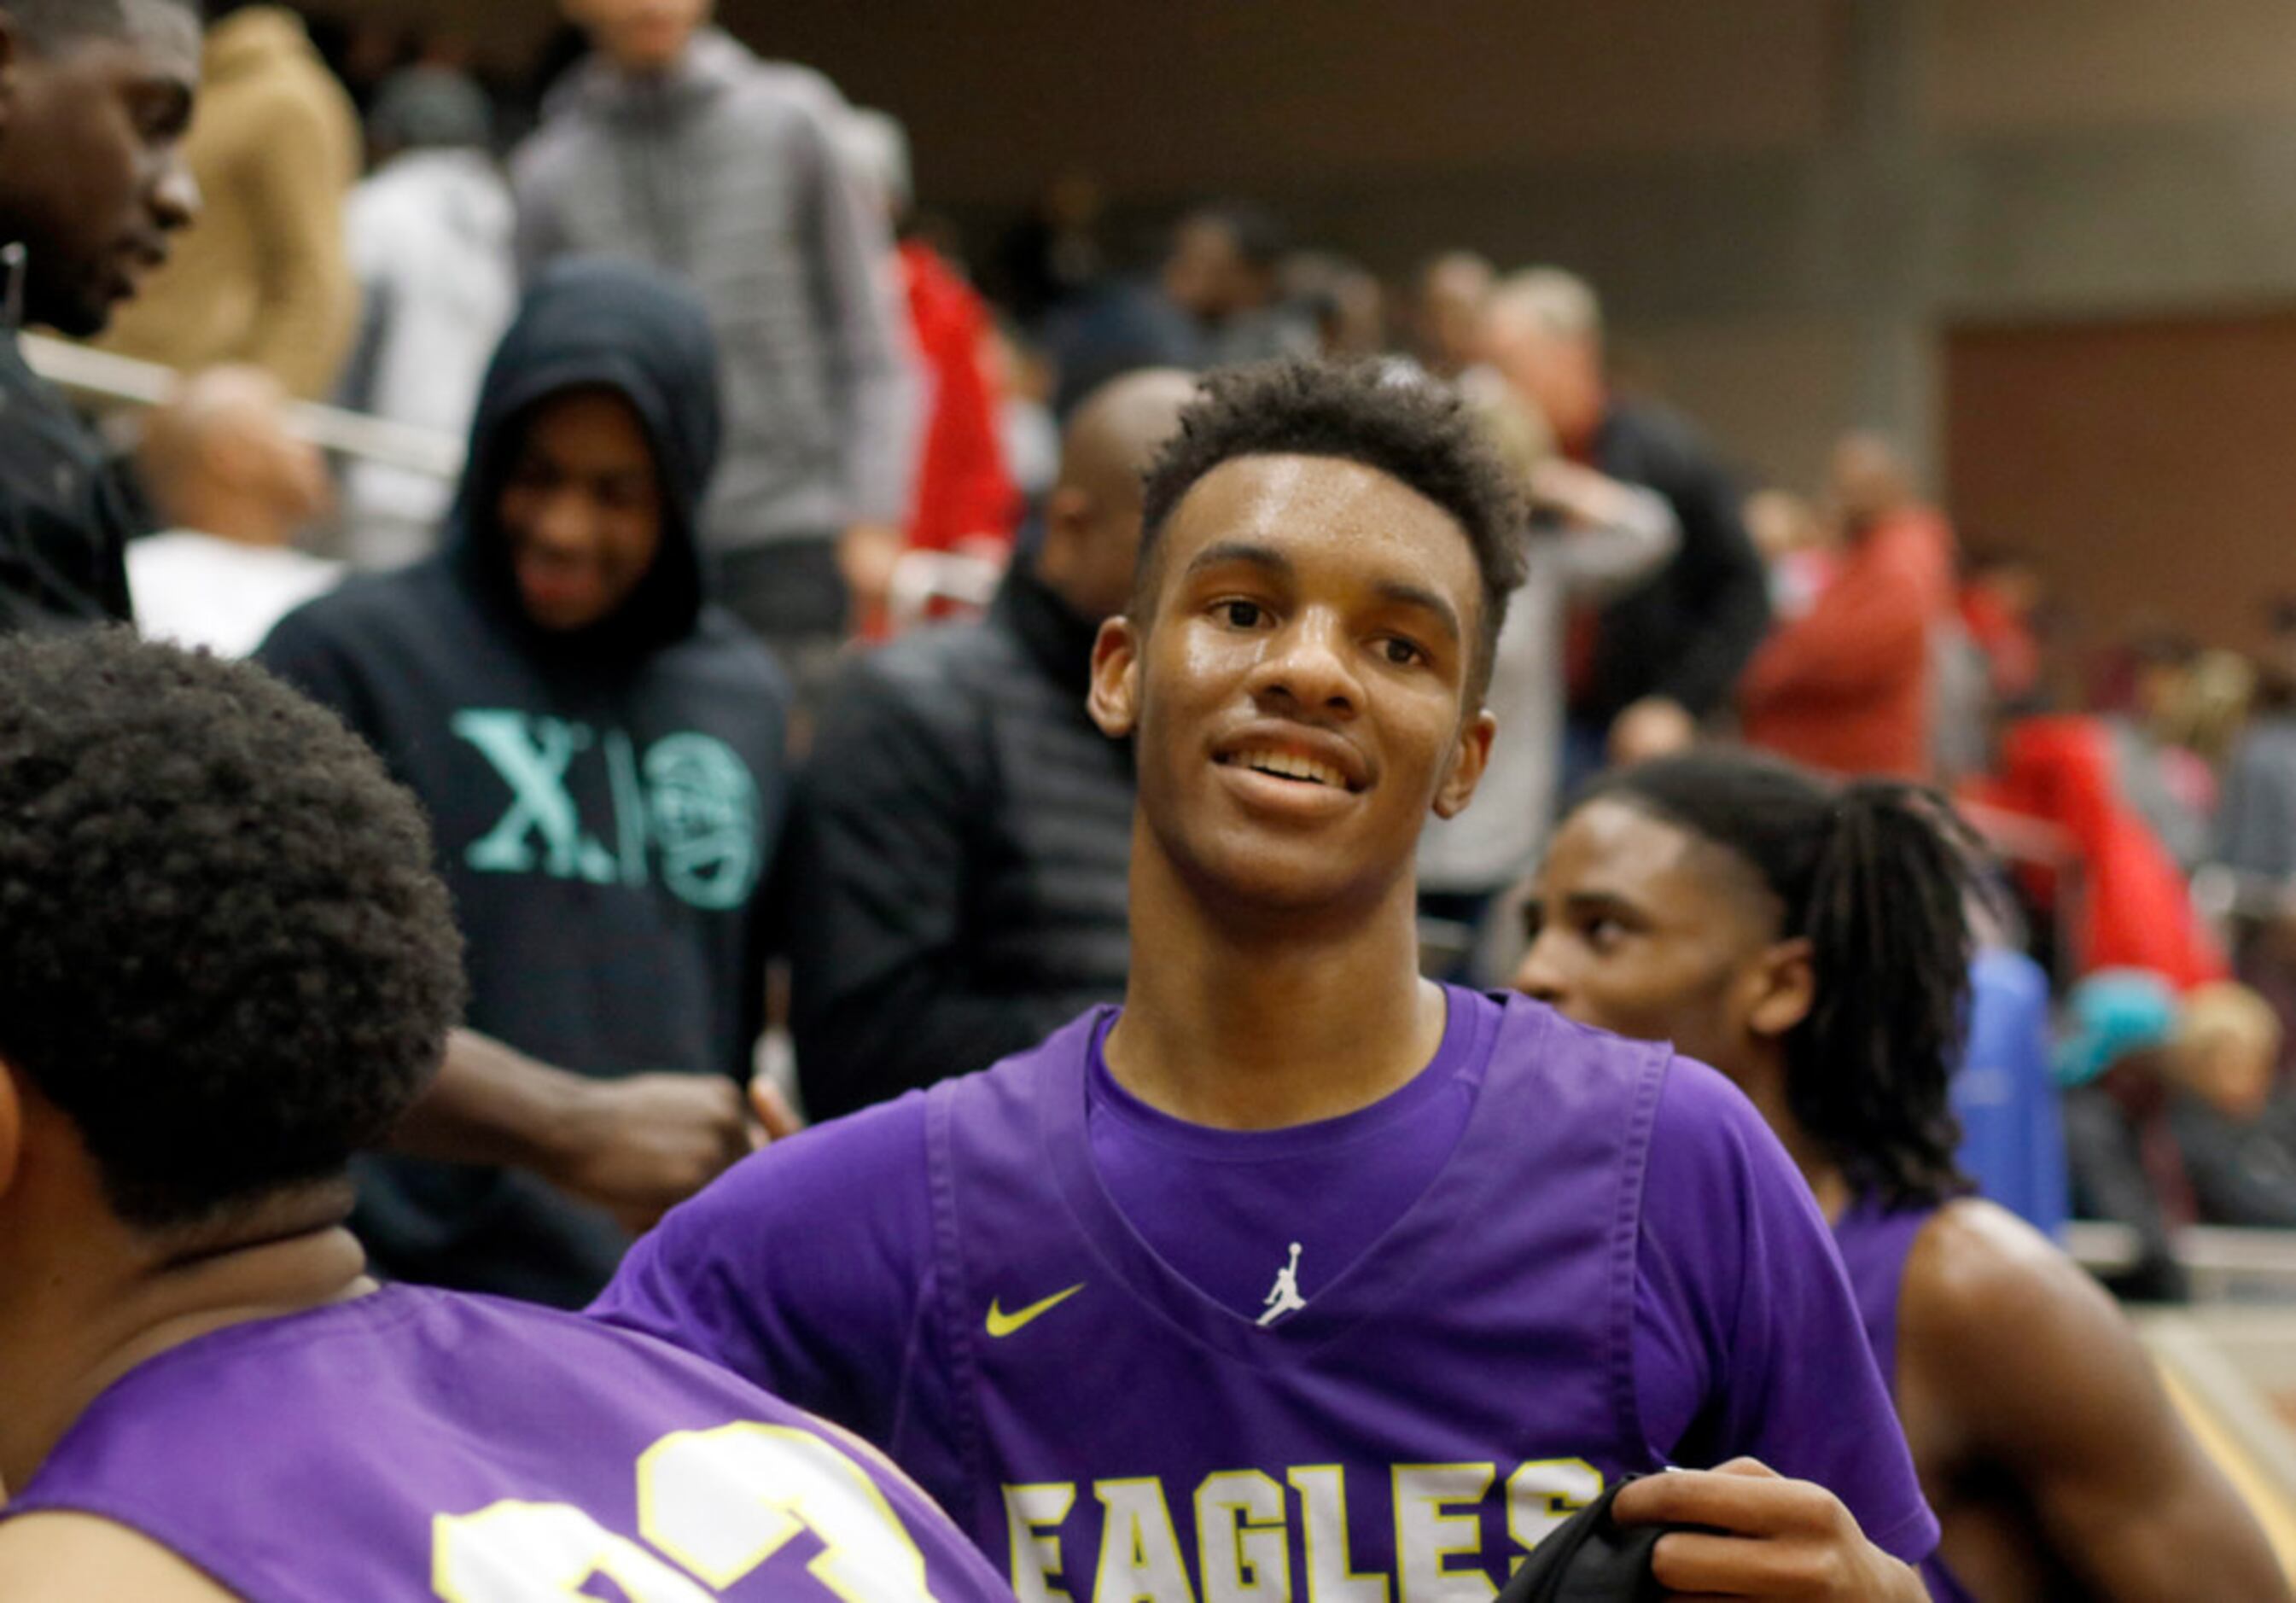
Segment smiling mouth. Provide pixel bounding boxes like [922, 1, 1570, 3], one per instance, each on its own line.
[1216, 749, 1358, 791]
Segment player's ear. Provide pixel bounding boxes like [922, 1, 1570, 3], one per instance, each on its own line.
[1746, 936, 1816, 1040]
[0, 1058, 21, 1204]
[1087, 614, 1141, 738]
[1431, 708, 1497, 820]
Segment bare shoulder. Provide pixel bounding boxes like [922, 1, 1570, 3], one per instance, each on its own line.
[1900, 1198, 2159, 1450]
[0, 1513, 237, 1601]
[1904, 1198, 2125, 1361]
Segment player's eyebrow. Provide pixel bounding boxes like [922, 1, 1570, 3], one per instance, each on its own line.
[1372, 578, 1462, 643]
[1563, 889, 1649, 924]
[1183, 539, 1293, 582]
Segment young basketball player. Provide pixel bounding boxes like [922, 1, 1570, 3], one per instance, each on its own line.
[597, 361, 1940, 1599]
[1516, 750, 2287, 1600]
[0, 631, 1011, 1601]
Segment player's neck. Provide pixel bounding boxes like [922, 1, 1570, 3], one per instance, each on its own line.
[0, 1186, 370, 1495]
[1109, 850, 1443, 1130]
[1735, 1057, 1853, 1221]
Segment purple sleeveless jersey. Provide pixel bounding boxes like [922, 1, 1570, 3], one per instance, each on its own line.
[2, 1284, 1014, 1601]
[1833, 1198, 1978, 1603]
[599, 992, 1938, 1598]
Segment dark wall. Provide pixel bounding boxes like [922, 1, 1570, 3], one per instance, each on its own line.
[1945, 310, 2296, 657]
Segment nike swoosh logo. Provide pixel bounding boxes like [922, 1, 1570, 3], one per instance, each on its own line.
[986, 1283, 1086, 1338]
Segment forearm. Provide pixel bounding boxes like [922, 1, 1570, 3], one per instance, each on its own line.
[1553, 484, 1679, 604]
[388, 1027, 589, 1175]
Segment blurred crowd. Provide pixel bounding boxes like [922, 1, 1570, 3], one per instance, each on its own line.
[12, 0, 2296, 1309]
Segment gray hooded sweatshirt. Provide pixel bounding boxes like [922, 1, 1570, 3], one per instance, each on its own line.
[512, 31, 917, 552]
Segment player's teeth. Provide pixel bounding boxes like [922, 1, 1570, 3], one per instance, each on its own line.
[1244, 752, 1339, 786]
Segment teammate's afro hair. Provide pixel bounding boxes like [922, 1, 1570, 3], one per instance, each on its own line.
[1134, 359, 1529, 704]
[0, 629, 465, 1231]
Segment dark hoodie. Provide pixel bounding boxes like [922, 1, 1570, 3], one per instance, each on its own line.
[259, 259, 790, 1306]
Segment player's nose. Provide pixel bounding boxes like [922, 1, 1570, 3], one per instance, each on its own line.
[1512, 939, 1567, 1006]
[1250, 609, 1361, 716]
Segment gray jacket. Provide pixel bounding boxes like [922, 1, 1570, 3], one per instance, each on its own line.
[512, 32, 917, 550]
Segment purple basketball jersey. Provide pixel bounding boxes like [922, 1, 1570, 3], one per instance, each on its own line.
[1833, 1198, 1978, 1603]
[600, 992, 1936, 1599]
[2, 1285, 1013, 1601]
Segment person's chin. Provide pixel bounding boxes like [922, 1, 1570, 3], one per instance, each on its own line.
[26, 289, 114, 341]
[517, 589, 607, 633]
[1175, 824, 1385, 919]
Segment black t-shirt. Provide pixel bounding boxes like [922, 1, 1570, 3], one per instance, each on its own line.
[0, 334, 145, 632]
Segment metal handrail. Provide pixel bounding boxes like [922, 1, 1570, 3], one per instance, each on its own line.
[21, 333, 463, 481]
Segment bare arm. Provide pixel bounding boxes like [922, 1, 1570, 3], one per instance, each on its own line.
[390, 1028, 795, 1233]
[0, 1513, 236, 1602]
[1530, 459, 1681, 606]
[1906, 1199, 2288, 1601]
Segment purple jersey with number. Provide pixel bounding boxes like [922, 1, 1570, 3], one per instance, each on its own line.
[2, 1284, 1012, 1602]
[1833, 1198, 1980, 1603]
[600, 989, 1936, 1598]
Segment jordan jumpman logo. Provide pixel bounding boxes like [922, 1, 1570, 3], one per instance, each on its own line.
[1256, 1242, 1307, 1327]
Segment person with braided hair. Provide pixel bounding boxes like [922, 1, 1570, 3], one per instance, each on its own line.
[1515, 749, 2286, 1602]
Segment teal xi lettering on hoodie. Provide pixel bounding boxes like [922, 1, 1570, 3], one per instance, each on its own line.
[451, 709, 760, 912]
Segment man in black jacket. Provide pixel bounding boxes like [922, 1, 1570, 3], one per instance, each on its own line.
[259, 259, 793, 1306]
[0, 0, 201, 632]
[791, 368, 1196, 1118]
[1483, 268, 1769, 772]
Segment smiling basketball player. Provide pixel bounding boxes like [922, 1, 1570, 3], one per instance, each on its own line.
[596, 360, 1940, 1600]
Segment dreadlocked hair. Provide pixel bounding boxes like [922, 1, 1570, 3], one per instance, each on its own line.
[1586, 749, 1995, 1208]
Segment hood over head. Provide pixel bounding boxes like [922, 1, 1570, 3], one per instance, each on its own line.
[451, 258, 722, 657]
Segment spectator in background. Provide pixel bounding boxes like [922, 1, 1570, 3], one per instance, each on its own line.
[994, 170, 1107, 329]
[1740, 433, 1955, 780]
[1162, 201, 1317, 368]
[96, 0, 360, 400]
[1483, 268, 1771, 772]
[1744, 486, 1834, 621]
[338, 66, 516, 570]
[1044, 203, 1318, 419]
[2167, 981, 2296, 1228]
[515, 0, 917, 699]
[1283, 249, 1387, 362]
[129, 365, 340, 654]
[2218, 609, 2296, 884]
[1959, 545, 2046, 708]
[2060, 969, 2188, 1301]
[2063, 973, 2296, 1291]
[1410, 250, 1494, 382]
[0, 0, 201, 633]
[790, 369, 1196, 1120]
[259, 262, 794, 1307]
[840, 108, 1017, 636]
[1419, 372, 1678, 981]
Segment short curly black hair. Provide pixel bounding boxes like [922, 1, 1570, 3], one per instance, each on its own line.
[0, 629, 465, 1231]
[1135, 359, 1529, 703]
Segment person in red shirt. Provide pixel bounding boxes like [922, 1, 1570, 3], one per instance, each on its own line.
[1740, 433, 1955, 779]
[842, 110, 1018, 638]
